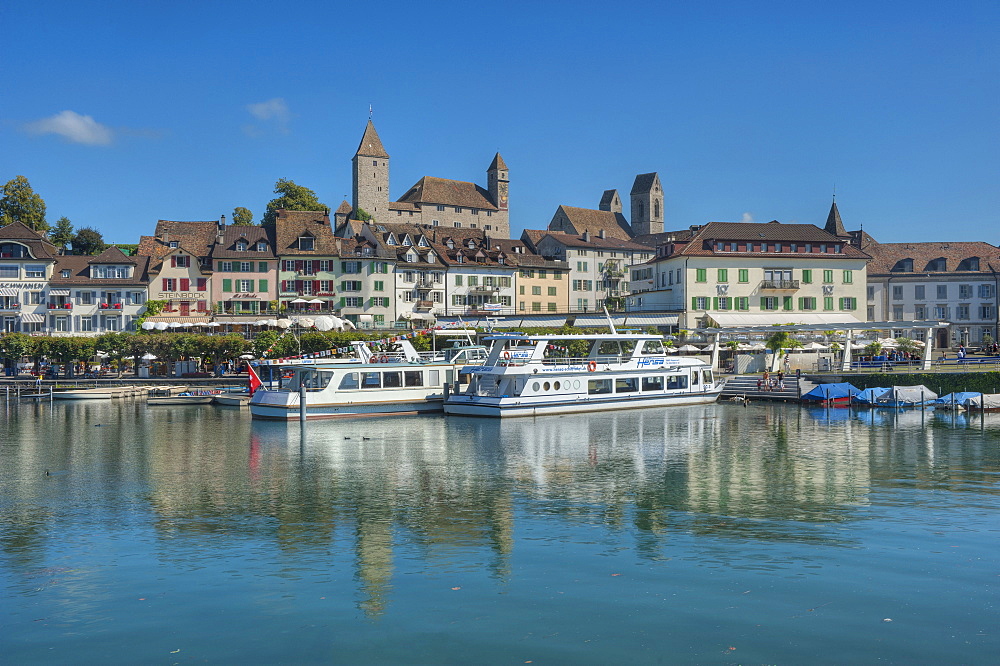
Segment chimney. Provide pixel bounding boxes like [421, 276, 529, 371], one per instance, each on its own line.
[582, 230, 590, 242]
[598, 229, 605, 239]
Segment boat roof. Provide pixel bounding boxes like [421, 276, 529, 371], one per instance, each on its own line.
[483, 333, 663, 342]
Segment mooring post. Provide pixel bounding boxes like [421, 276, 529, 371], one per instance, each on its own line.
[299, 383, 307, 424]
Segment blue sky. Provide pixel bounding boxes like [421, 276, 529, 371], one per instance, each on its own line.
[3, 1, 998, 244]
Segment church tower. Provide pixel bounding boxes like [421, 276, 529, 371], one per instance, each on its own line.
[487, 153, 510, 237]
[352, 120, 390, 221]
[824, 197, 848, 237]
[599, 189, 622, 213]
[630, 173, 663, 236]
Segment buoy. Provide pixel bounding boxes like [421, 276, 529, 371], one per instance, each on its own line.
[587, 361, 597, 372]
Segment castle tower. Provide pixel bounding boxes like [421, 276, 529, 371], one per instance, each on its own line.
[630, 173, 663, 236]
[599, 189, 622, 213]
[487, 152, 510, 237]
[352, 120, 390, 221]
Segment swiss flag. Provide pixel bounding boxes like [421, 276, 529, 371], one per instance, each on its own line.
[247, 364, 263, 395]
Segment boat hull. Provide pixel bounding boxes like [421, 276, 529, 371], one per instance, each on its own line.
[147, 396, 215, 405]
[444, 389, 722, 418]
[249, 396, 442, 420]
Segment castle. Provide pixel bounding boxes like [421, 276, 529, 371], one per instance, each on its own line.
[349, 120, 510, 238]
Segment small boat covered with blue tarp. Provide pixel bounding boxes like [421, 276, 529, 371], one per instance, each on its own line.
[801, 382, 861, 406]
[935, 392, 984, 411]
[853, 387, 891, 406]
[875, 385, 938, 408]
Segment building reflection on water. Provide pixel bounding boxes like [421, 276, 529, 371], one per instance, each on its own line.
[1, 400, 998, 617]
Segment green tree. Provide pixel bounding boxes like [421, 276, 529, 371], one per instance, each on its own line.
[0, 175, 47, 231]
[232, 206, 254, 226]
[262, 178, 327, 227]
[894, 337, 919, 356]
[50, 216, 74, 248]
[863, 341, 883, 358]
[0, 332, 35, 373]
[72, 227, 106, 255]
[354, 207, 372, 222]
[765, 330, 802, 370]
[96, 332, 130, 377]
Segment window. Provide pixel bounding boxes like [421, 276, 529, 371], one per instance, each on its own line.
[344, 297, 363, 307]
[468, 276, 478, 286]
[915, 285, 925, 300]
[342, 261, 362, 274]
[893, 286, 903, 300]
[979, 284, 994, 298]
[957, 305, 970, 320]
[341, 281, 362, 291]
[761, 297, 778, 311]
[60, 269, 71, 278]
[696, 268, 706, 282]
[823, 270, 833, 283]
[934, 305, 949, 319]
[79, 291, 94, 305]
[0, 266, 17, 278]
[374, 281, 384, 291]
[736, 297, 749, 311]
[548, 286, 557, 296]
[915, 305, 926, 319]
[298, 235, 314, 251]
[257, 242, 267, 252]
[576, 261, 588, 272]
[959, 284, 972, 299]
[531, 286, 541, 296]
[531, 302, 541, 311]
[716, 297, 730, 310]
[615, 378, 638, 393]
[800, 297, 817, 310]
[893, 306, 903, 320]
[937, 285, 948, 299]
[173, 255, 190, 268]
[981, 305, 995, 319]
[842, 270, 853, 284]
[588, 379, 612, 395]
[867, 285, 875, 300]
[25, 265, 45, 278]
[240, 261, 253, 272]
[839, 297, 857, 310]
[236, 242, 247, 252]
[80, 317, 94, 332]
[717, 269, 728, 283]
[694, 297, 709, 310]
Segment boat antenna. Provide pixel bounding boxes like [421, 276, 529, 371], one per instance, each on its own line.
[603, 306, 617, 335]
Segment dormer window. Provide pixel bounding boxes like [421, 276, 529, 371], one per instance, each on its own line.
[169, 241, 179, 248]
[456, 254, 465, 264]
[61, 269, 71, 278]
[426, 251, 436, 262]
[298, 235, 314, 251]
[957, 257, 980, 271]
[386, 234, 397, 245]
[402, 236, 412, 246]
[256, 242, 267, 252]
[498, 256, 505, 265]
[925, 257, 946, 271]
[362, 246, 373, 256]
[467, 239, 476, 249]
[406, 252, 416, 262]
[236, 242, 248, 251]
[418, 236, 429, 247]
[446, 240, 455, 249]
[891, 258, 914, 272]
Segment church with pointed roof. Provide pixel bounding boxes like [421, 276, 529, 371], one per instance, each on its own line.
[347, 120, 510, 238]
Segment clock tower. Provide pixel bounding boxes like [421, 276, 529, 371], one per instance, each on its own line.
[487, 152, 508, 213]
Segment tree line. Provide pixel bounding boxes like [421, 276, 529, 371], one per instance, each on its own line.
[0, 175, 331, 255]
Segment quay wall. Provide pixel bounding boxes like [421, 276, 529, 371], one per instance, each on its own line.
[807, 372, 1000, 395]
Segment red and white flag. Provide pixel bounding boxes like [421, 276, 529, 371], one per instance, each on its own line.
[247, 364, 263, 396]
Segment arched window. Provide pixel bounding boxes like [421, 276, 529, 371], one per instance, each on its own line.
[0, 243, 28, 258]
[637, 201, 644, 219]
[654, 200, 660, 219]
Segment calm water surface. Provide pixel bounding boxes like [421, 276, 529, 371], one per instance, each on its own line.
[1, 399, 998, 664]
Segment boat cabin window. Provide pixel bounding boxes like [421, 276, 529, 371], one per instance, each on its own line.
[588, 378, 612, 394]
[447, 347, 487, 363]
[702, 370, 713, 385]
[383, 371, 403, 388]
[642, 376, 664, 391]
[595, 340, 634, 357]
[290, 369, 334, 390]
[667, 374, 688, 390]
[362, 372, 382, 388]
[691, 371, 700, 387]
[640, 340, 665, 355]
[404, 370, 424, 387]
[340, 372, 360, 390]
[615, 377, 638, 393]
[429, 370, 440, 386]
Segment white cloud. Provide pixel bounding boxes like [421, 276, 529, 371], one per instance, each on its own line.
[24, 110, 114, 145]
[245, 98, 290, 134]
[741, 212, 754, 223]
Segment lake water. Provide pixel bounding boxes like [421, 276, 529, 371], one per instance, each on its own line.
[1, 398, 998, 664]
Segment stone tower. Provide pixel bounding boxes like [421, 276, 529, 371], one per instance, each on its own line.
[599, 189, 622, 213]
[824, 197, 848, 237]
[352, 120, 390, 222]
[487, 152, 510, 237]
[630, 173, 663, 236]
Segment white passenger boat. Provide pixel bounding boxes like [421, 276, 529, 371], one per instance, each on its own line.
[248, 341, 488, 420]
[443, 331, 725, 418]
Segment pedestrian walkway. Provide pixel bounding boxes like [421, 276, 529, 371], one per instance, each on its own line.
[720, 374, 817, 402]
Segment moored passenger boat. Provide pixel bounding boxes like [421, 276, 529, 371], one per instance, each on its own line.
[443, 332, 725, 418]
[248, 342, 488, 420]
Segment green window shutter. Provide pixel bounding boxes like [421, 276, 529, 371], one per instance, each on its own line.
[339, 297, 345, 307]
[696, 268, 706, 282]
[802, 270, 811, 284]
[712, 297, 718, 310]
[692, 297, 698, 310]
[798, 297, 804, 310]
[738, 269, 748, 283]
[760, 297, 766, 310]
[258, 279, 267, 292]
[222, 279, 232, 293]
[783, 296, 793, 310]
[339, 281, 345, 291]
[258, 262, 266, 272]
[718, 269, 727, 282]
[824, 297, 833, 311]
